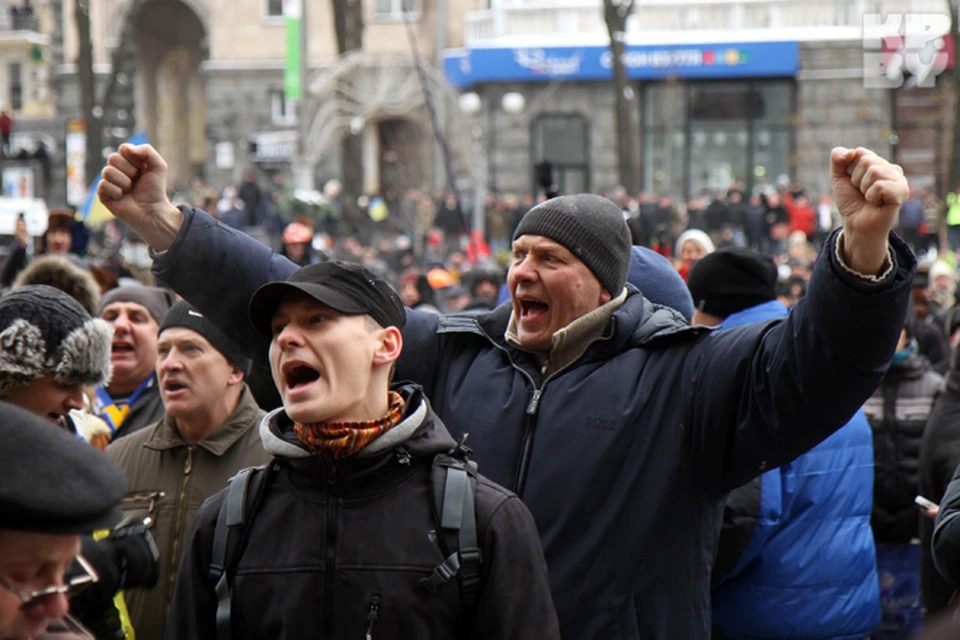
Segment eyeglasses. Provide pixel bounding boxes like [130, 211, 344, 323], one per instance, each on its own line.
[0, 555, 97, 639]
[0, 554, 98, 612]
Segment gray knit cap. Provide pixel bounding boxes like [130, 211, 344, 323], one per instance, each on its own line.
[0, 285, 113, 395]
[99, 285, 174, 324]
[513, 194, 632, 295]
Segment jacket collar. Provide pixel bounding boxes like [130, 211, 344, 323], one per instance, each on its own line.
[470, 285, 706, 355]
[143, 385, 263, 456]
[505, 288, 628, 377]
[259, 384, 452, 462]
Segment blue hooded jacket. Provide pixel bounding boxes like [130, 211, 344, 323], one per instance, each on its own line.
[711, 300, 881, 639]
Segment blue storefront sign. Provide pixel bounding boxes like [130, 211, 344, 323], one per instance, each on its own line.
[444, 41, 799, 87]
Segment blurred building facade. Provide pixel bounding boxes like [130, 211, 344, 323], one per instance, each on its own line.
[6, 0, 956, 207]
[446, 0, 954, 199]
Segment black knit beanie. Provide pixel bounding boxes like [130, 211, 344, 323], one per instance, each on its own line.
[159, 301, 252, 376]
[513, 194, 632, 295]
[0, 285, 113, 395]
[686, 247, 778, 318]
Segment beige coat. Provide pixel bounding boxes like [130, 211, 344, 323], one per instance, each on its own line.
[105, 386, 271, 640]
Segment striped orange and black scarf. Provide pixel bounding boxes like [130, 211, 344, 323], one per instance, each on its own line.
[294, 391, 406, 460]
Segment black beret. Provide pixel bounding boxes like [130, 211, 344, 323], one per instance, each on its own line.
[687, 246, 779, 318]
[0, 402, 127, 533]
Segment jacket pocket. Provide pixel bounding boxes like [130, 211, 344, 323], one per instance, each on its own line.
[365, 592, 380, 640]
[120, 490, 165, 528]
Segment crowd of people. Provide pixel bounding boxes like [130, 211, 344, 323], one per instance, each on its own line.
[6, 140, 960, 640]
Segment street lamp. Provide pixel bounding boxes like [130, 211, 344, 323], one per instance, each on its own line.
[458, 91, 526, 238]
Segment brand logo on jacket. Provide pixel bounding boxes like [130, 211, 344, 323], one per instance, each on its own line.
[585, 416, 616, 431]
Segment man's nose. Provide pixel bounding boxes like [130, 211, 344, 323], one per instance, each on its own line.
[275, 324, 304, 350]
[511, 257, 537, 282]
[27, 590, 70, 622]
[64, 387, 84, 412]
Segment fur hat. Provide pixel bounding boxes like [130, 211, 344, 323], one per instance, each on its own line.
[13, 254, 102, 316]
[0, 285, 113, 396]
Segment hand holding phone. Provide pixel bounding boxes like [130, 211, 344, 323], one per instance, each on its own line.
[916, 495, 940, 518]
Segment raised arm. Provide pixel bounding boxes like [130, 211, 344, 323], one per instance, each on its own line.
[98, 144, 446, 399]
[98, 145, 298, 389]
[686, 148, 914, 491]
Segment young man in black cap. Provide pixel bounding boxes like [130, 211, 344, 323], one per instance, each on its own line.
[96, 285, 174, 441]
[166, 261, 559, 639]
[686, 247, 880, 639]
[0, 401, 127, 639]
[106, 301, 271, 640]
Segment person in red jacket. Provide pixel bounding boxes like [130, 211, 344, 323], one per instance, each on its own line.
[784, 190, 816, 238]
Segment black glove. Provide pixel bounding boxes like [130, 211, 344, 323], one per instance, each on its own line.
[107, 521, 161, 589]
[72, 522, 160, 622]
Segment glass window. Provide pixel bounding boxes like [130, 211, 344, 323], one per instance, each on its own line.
[752, 127, 793, 189]
[643, 130, 685, 195]
[533, 115, 587, 164]
[689, 125, 749, 194]
[532, 115, 589, 193]
[689, 83, 748, 122]
[9, 63, 22, 111]
[643, 82, 686, 128]
[642, 80, 795, 198]
[264, 0, 283, 17]
[373, 0, 421, 19]
[753, 82, 793, 125]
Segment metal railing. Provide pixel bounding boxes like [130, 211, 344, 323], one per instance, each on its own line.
[464, 0, 950, 45]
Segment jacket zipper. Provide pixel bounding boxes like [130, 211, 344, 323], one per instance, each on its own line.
[165, 446, 194, 615]
[490, 330, 616, 498]
[322, 463, 338, 638]
[481, 337, 541, 495]
[515, 388, 542, 497]
[365, 593, 380, 640]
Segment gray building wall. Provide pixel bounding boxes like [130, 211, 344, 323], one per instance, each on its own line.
[794, 41, 894, 196]
[203, 66, 340, 190]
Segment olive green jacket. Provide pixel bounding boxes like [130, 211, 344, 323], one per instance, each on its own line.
[105, 385, 271, 640]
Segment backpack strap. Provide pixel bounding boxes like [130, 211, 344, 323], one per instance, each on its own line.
[208, 464, 270, 640]
[421, 447, 483, 605]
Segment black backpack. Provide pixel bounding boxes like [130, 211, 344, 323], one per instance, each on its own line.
[207, 443, 483, 640]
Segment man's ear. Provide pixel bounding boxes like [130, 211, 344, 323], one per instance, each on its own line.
[599, 287, 612, 305]
[227, 364, 245, 387]
[373, 326, 403, 367]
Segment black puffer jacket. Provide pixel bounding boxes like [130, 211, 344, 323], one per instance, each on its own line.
[863, 352, 943, 543]
[920, 370, 960, 615]
[165, 385, 559, 640]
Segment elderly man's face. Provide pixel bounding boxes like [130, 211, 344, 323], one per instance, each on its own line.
[507, 234, 610, 352]
[100, 302, 160, 394]
[0, 531, 79, 639]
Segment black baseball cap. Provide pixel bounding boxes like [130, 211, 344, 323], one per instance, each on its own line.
[249, 261, 406, 336]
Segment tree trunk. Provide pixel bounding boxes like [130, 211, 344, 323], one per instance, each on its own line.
[604, 0, 639, 194]
[75, 0, 142, 189]
[332, 0, 365, 199]
[947, 1, 960, 195]
[75, 0, 101, 187]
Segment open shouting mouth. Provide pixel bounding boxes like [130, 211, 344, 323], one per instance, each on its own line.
[282, 360, 321, 392]
[518, 296, 550, 323]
